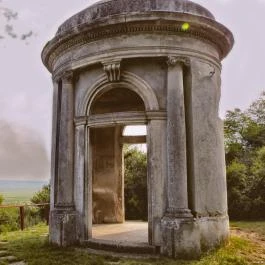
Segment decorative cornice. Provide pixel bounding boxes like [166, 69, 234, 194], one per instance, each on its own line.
[102, 60, 121, 82]
[42, 16, 234, 72]
[167, 56, 190, 67]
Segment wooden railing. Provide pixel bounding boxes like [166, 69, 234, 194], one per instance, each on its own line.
[0, 203, 50, 230]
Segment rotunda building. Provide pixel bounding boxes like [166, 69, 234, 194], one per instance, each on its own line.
[42, 0, 234, 258]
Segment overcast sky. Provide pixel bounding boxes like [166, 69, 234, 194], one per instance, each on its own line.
[0, 0, 264, 180]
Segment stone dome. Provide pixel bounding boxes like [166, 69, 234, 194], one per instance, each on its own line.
[56, 0, 215, 36]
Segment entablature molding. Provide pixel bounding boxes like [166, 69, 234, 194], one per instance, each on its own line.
[74, 111, 167, 128]
[51, 49, 221, 81]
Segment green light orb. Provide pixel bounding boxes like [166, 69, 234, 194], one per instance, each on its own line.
[181, 22, 190, 31]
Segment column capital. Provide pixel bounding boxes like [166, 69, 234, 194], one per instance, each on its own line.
[167, 56, 190, 67]
[61, 70, 74, 84]
[52, 74, 60, 83]
[102, 59, 121, 82]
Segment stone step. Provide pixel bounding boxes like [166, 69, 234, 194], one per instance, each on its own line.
[0, 250, 9, 257]
[83, 239, 158, 254]
[0, 255, 18, 262]
[82, 247, 161, 260]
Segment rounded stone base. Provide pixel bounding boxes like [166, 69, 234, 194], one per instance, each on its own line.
[161, 215, 229, 259]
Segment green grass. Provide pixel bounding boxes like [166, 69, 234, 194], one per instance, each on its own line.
[0, 223, 265, 265]
[231, 221, 265, 239]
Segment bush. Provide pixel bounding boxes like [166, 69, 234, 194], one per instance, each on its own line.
[0, 208, 19, 233]
[30, 184, 50, 224]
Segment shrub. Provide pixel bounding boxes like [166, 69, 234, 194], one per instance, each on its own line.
[30, 185, 50, 224]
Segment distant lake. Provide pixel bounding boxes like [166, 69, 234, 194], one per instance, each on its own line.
[0, 179, 49, 204]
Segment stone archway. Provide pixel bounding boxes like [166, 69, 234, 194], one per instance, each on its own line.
[79, 74, 166, 246]
[77, 71, 160, 116]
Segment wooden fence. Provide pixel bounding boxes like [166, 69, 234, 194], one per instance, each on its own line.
[0, 203, 50, 230]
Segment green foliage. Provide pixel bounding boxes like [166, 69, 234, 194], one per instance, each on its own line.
[124, 147, 147, 220]
[0, 208, 19, 233]
[0, 186, 50, 233]
[30, 185, 50, 224]
[31, 185, 50, 204]
[224, 92, 265, 220]
[0, 194, 19, 233]
[0, 194, 3, 205]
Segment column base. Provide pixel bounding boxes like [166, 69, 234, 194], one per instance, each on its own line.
[49, 209, 80, 246]
[161, 215, 200, 259]
[160, 215, 229, 259]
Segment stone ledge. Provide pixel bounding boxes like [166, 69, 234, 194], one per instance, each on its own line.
[82, 238, 158, 254]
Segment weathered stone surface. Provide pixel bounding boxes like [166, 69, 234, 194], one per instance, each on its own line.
[42, 0, 233, 259]
[49, 210, 79, 246]
[91, 126, 124, 224]
[56, 0, 215, 36]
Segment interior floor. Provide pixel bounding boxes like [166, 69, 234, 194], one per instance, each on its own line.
[92, 221, 148, 243]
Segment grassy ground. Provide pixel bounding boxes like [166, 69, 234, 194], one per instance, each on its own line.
[231, 221, 265, 238]
[0, 223, 265, 265]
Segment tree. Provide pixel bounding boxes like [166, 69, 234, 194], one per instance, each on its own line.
[31, 184, 50, 224]
[0, 3, 33, 40]
[124, 147, 148, 220]
[224, 92, 265, 220]
[31, 185, 50, 204]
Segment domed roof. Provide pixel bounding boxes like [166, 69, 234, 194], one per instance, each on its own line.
[56, 0, 215, 35]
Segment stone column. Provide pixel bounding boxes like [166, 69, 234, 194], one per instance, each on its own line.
[50, 78, 59, 212]
[165, 56, 192, 218]
[74, 119, 88, 240]
[50, 71, 79, 246]
[161, 57, 199, 259]
[56, 71, 75, 207]
[147, 118, 167, 246]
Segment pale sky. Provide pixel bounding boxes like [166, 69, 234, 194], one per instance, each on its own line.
[0, 0, 264, 180]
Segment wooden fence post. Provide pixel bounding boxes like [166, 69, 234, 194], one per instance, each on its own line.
[19, 206, 25, 230]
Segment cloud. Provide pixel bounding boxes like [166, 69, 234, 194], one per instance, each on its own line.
[0, 120, 49, 180]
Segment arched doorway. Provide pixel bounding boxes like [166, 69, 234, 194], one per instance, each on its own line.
[75, 73, 165, 248]
[87, 87, 149, 244]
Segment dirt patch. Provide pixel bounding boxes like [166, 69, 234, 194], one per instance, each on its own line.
[231, 228, 265, 248]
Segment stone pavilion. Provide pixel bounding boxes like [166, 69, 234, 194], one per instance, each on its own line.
[42, 0, 234, 258]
